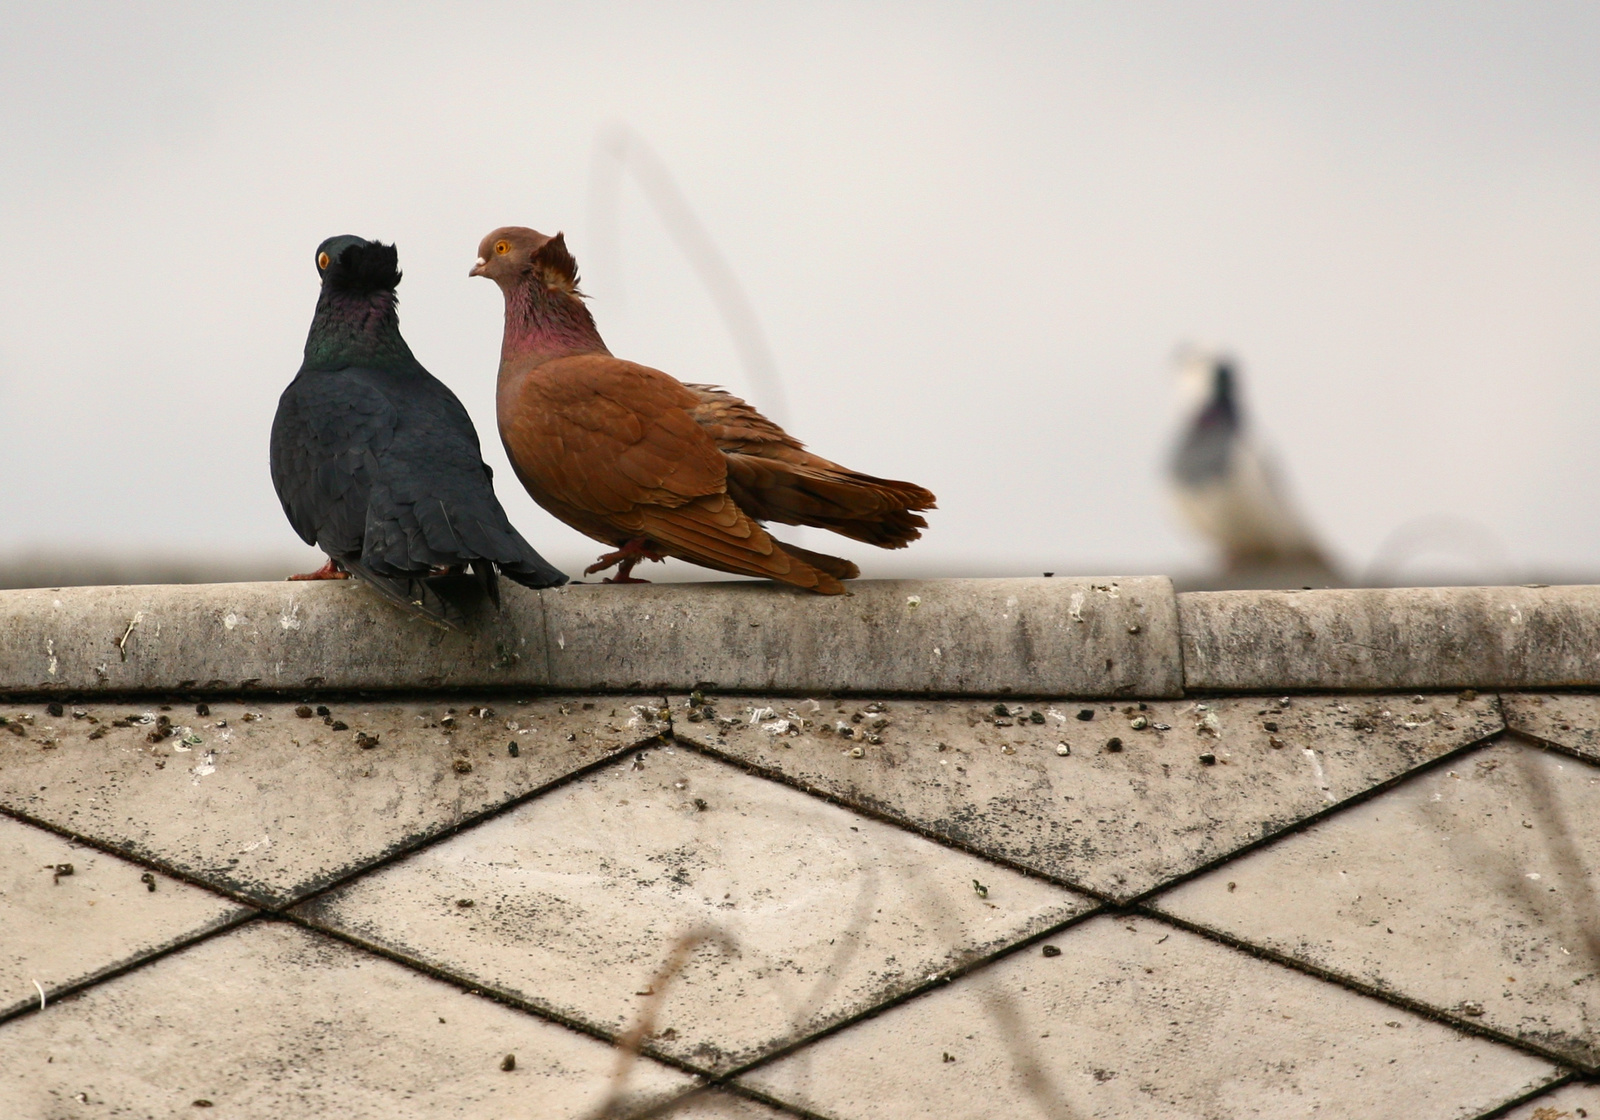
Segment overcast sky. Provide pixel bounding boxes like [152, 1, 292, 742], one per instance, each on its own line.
[2, 2, 1597, 583]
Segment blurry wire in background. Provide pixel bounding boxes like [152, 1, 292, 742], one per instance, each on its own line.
[588, 123, 791, 428]
[1363, 514, 1515, 588]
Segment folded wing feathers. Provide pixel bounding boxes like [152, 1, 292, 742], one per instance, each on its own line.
[681, 382, 936, 548]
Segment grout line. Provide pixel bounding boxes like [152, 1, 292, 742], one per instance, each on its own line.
[0, 804, 270, 909]
[284, 916, 842, 1120]
[0, 727, 668, 917]
[1467, 1070, 1582, 1120]
[288, 888, 1107, 1096]
[1501, 725, 1600, 771]
[1133, 907, 1595, 1075]
[276, 911, 718, 1080]
[1121, 721, 1512, 907]
[0, 908, 262, 1029]
[670, 731, 1120, 905]
[281, 732, 668, 911]
[608, 1080, 840, 1120]
[691, 1082, 839, 1120]
[677, 716, 1513, 912]
[707, 902, 1110, 1084]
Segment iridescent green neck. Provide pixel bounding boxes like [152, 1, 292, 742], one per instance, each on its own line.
[302, 288, 415, 371]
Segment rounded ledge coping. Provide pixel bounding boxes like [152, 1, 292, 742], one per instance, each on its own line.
[1178, 584, 1600, 692]
[0, 576, 1179, 699]
[0, 579, 1594, 698]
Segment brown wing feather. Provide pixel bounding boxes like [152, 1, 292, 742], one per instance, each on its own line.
[500, 357, 725, 515]
[636, 495, 844, 594]
[682, 384, 936, 546]
[498, 358, 844, 593]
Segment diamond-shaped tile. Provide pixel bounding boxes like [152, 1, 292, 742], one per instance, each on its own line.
[1155, 740, 1600, 1065]
[1504, 694, 1600, 764]
[297, 746, 1092, 1072]
[1499, 1081, 1600, 1118]
[679, 693, 1502, 898]
[0, 697, 666, 905]
[0, 813, 246, 1019]
[0, 921, 690, 1118]
[742, 915, 1559, 1119]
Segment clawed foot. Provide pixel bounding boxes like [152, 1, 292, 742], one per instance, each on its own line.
[584, 538, 666, 584]
[288, 559, 351, 581]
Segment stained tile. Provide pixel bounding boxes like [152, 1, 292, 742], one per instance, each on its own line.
[0, 921, 689, 1119]
[0, 813, 246, 1020]
[742, 915, 1558, 1119]
[1504, 695, 1600, 763]
[297, 747, 1092, 1073]
[1155, 740, 1600, 1065]
[0, 697, 666, 904]
[678, 692, 1502, 898]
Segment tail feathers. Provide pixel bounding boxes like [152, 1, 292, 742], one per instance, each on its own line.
[497, 550, 570, 589]
[341, 557, 492, 631]
[794, 508, 930, 549]
[458, 513, 569, 589]
[723, 455, 936, 547]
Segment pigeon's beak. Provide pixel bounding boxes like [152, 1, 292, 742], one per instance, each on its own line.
[468, 257, 488, 278]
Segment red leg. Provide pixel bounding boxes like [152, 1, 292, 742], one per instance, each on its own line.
[288, 558, 351, 581]
[583, 538, 666, 584]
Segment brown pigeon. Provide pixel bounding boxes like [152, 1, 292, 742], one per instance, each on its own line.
[471, 226, 935, 593]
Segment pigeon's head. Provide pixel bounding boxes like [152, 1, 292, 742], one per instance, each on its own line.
[315, 235, 402, 293]
[470, 226, 581, 296]
[1173, 345, 1239, 414]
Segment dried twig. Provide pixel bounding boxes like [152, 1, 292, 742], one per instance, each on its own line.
[588, 926, 738, 1120]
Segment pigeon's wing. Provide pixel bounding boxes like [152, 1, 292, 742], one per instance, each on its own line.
[356, 367, 566, 588]
[501, 356, 843, 592]
[270, 370, 397, 556]
[680, 383, 936, 548]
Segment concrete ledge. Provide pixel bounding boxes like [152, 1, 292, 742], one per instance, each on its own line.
[540, 577, 1179, 696]
[0, 582, 547, 695]
[0, 576, 1179, 698]
[1180, 585, 1600, 692]
[2, 578, 1597, 697]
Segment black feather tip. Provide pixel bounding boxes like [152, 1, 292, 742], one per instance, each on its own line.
[316, 235, 403, 293]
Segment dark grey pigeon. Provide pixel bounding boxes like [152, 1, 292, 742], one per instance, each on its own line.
[271, 235, 566, 628]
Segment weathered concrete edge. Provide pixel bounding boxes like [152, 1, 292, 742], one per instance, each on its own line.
[1179, 585, 1600, 692]
[0, 580, 1596, 697]
[0, 577, 1179, 699]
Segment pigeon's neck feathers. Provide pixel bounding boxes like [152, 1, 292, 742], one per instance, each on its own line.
[1198, 362, 1241, 432]
[499, 273, 609, 367]
[302, 288, 417, 372]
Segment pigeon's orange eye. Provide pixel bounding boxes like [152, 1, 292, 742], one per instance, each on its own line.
[317, 252, 330, 270]
[494, 241, 510, 256]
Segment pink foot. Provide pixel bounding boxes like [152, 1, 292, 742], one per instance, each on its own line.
[583, 538, 666, 583]
[288, 558, 350, 581]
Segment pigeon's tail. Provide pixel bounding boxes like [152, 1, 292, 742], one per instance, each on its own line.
[340, 558, 498, 632]
[497, 549, 570, 591]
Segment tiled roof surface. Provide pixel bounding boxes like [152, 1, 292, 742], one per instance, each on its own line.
[4, 687, 1599, 1117]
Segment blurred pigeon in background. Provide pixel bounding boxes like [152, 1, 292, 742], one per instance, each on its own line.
[271, 236, 566, 628]
[471, 225, 935, 594]
[1167, 348, 1339, 586]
